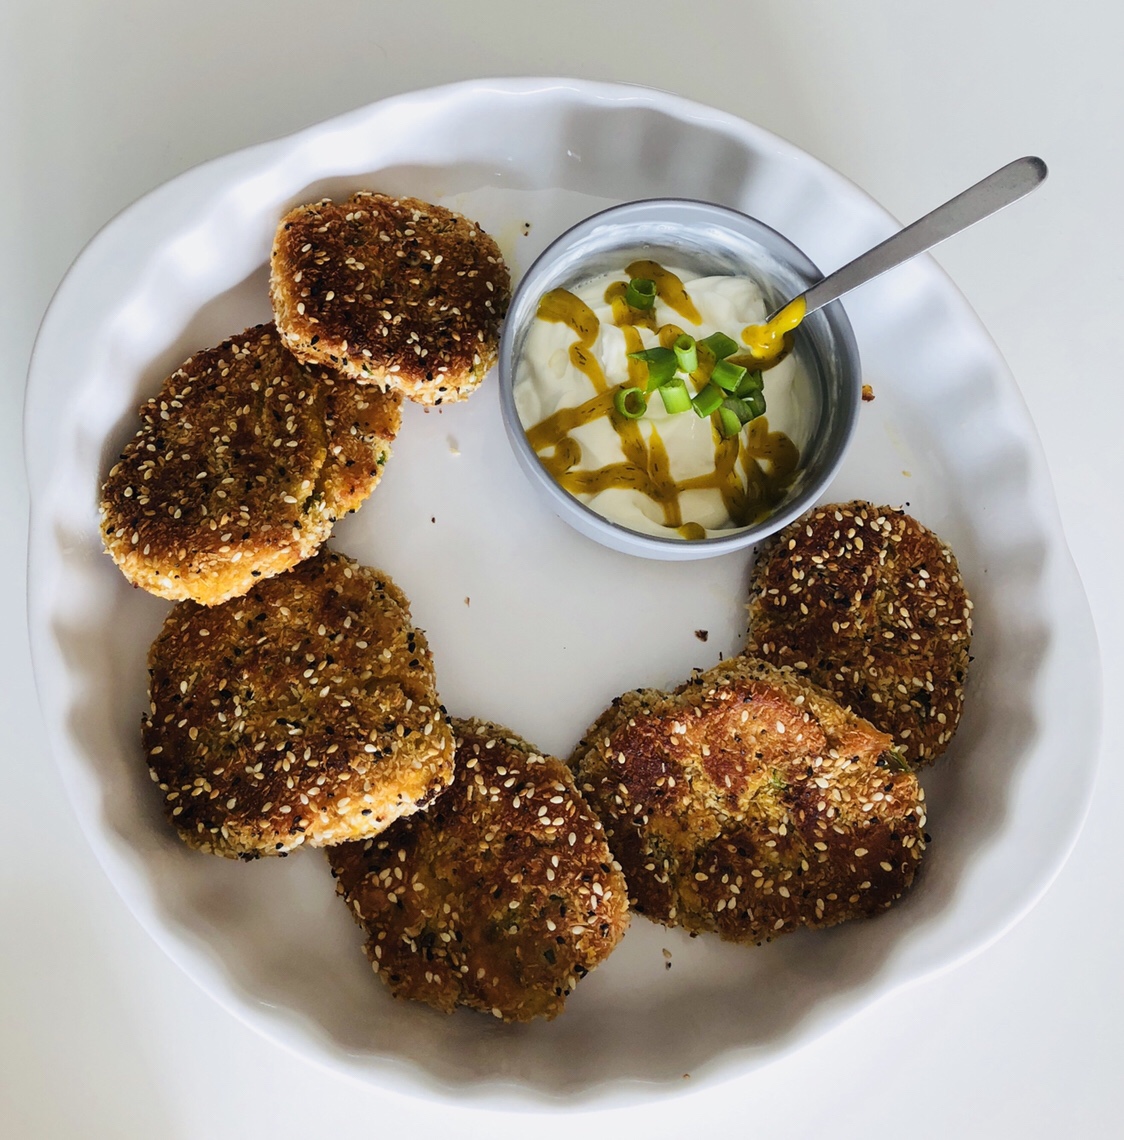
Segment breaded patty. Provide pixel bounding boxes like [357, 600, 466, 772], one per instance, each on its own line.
[270, 192, 510, 405]
[100, 324, 401, 606]
[143, 549, 454, 859]
[328, 718, 628, 1022]
[570, 657, 926, 945]
[746, 501, 972, 766]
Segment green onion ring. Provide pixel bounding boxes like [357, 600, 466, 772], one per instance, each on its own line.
[716, 406, 743, 438]
[734, 369, 764, 397]
[744, 390, 767, 420]
[721, 395, 755, 425]
[710, 358, 748, 392]
[625, 277, 657, 310]
[658, 377, 692, 414]
[627, 346, 677, 389]
[673, 334, 698, 373]
[614, 386, 648, 419]
[699, 331, 739, 360]
[691, 383, 724, 418]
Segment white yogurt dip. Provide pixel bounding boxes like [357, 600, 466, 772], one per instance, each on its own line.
[513, 264, 813, 539]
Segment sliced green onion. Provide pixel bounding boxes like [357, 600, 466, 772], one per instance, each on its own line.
[699, 331, 739, 360]
[710, 358, 748, 392]
[721, 396, 756, 426]
[717, 406, 743, 438]
[721, 393, 766, 425]
[691, 383, 724, 418]
[628, 346, 677, 389]
[673, 334, 698, 373]
[886, 747, 911, 772]
[625, 277, 657, 310]
[743, 390, 767, 420]
[658, 377, 692, 414]
[614, 386, 648, 419]
[734, 369, 764, 397]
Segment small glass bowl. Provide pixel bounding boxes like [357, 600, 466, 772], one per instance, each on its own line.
[497, 199, 861, 560]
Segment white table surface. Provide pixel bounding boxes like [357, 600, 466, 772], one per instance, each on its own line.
[3, 2, 1121, 1135]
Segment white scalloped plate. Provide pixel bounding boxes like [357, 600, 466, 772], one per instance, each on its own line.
[25, 79, 1100, 1108]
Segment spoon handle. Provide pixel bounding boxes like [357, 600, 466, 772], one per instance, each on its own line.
[799, 156, 1048, 317]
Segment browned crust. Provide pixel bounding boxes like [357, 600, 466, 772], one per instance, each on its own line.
[270, 193, 510, 406]
[317, 365, 402, 515]
[746, 501, 972, 766]
[570, 657, 926, 944]
[100, 324, 401, 606]
[328, 717, 629, 1022]
[143, 549, 454, 859]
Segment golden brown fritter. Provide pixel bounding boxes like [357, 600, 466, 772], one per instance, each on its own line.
[328, 718, 629, 1022]
[143, 549, 454, 859]
[570, 657, 926, 945]
[746, 501, 972, 766]
[100, 324, 401, 606]
[270, 192, 510, 406]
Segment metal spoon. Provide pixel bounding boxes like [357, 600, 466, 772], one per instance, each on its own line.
[746, 155, 1048, 356]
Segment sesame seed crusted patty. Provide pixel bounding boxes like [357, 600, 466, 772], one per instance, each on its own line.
[143, 549, 454, 859]
[270, 192, 511, 406]
[570, 657, 927, 945]
[746, 501, 973, 766]
[328, 717, 629, 1022]
[100, 323, 402, 606]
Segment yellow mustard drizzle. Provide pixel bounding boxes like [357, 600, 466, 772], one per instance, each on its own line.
[530, 268, 801, 535]
[537, 288, 609, 393]
[626, 260, 702, 324]
[742, 295, 806, 365]
[605, 281, 658, 332]
[620, 325, 649, 389]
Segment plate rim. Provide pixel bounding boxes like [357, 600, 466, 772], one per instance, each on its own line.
[23, 76, 1104, 1109]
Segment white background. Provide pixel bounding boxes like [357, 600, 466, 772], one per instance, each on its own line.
[2, 2, 1121, 1136]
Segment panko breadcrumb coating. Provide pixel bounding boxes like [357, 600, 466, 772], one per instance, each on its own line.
[746, 501, 972, 766]
[570, 657, 926, 945]
[143, 549, 454, 859]
[328, 718, 629, 1022]
[100, 323, 401, 606]
[270, 192, 510, 406]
